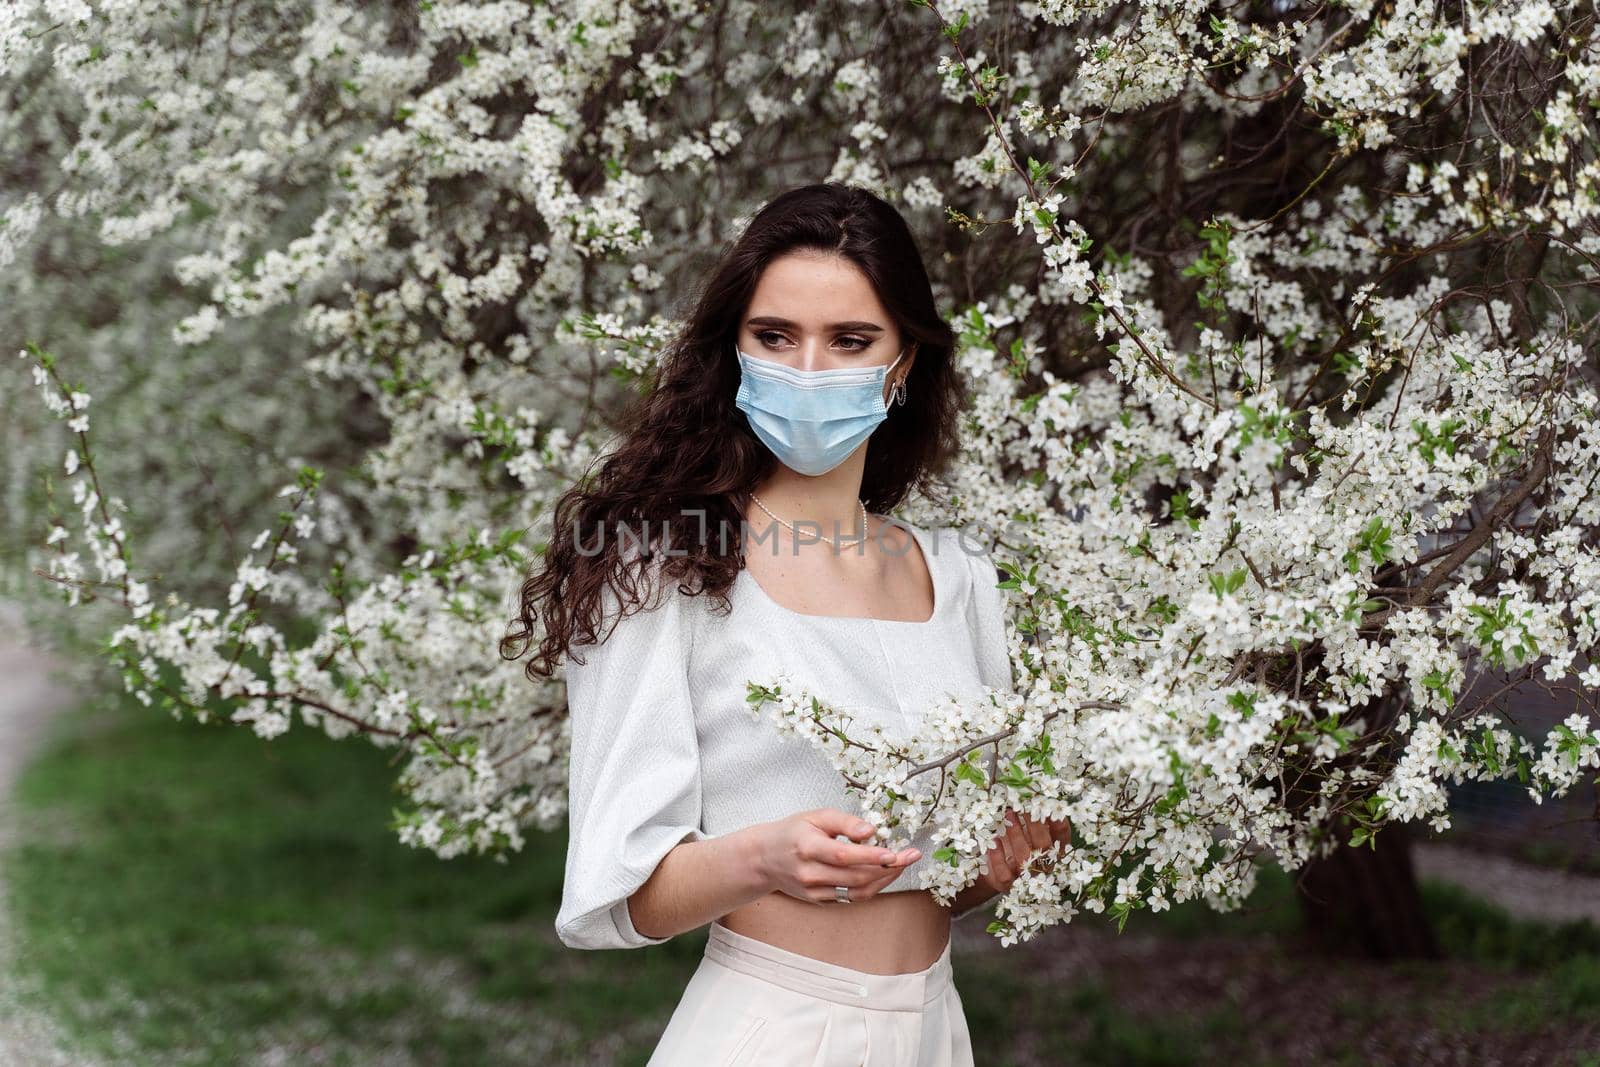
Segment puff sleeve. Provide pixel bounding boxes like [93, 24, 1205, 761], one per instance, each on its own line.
[554, 569, 714, 950]
[965, 542, 1015, 695]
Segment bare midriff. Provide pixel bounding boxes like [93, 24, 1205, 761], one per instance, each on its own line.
[715, 887, 952, 975]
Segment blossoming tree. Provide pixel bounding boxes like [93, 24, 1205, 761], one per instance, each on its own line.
[5, 0, 1598, 954]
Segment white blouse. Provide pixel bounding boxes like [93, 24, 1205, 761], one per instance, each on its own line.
[554, 519, 1013, 950]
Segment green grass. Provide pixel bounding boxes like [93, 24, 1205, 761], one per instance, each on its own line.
[952, 870, 1600, 1067]
[5, 688, 1597, 1066]
[1421, 881, 1600, 1036]
[1138, 855, 1600, 975]
[3, 693, 708, 1066]
[957, 964, 1248, 1067]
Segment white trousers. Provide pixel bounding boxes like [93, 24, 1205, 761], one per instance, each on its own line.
[646, 919, 975, 1067]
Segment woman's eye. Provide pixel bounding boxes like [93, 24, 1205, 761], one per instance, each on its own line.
[753, 331, 871, 350]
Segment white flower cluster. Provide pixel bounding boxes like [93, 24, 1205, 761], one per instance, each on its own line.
[6, 0, 1598, 943]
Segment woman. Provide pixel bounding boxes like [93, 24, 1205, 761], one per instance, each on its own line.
[504, 181, 1071, 1066]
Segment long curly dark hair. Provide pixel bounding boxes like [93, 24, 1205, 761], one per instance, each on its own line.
[501, 181, 965, 680]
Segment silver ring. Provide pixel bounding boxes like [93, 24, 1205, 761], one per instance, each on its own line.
[834, 885, 852, 904]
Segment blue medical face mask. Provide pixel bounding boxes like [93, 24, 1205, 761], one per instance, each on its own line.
[734, 345, 908, 477]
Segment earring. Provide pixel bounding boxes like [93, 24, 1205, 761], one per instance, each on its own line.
[891, 376, 908, 406]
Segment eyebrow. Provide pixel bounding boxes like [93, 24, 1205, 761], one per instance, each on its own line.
[746, 316, 885, 332]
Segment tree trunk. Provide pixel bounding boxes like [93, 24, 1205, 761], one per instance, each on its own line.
[1294, 820, 1440, 959]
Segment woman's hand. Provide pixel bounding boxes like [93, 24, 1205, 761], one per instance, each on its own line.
[752, 808, 922, 905]
[971, 808, 1073, 899]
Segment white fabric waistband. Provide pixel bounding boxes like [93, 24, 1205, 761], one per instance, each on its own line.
[703, 920, 952, 1012]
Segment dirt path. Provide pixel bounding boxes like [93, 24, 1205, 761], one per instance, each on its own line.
[0, 602, 100, 1066]
[1413, 840, 1600, 927]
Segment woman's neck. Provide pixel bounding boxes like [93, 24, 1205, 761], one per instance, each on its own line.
[746, 476, 868, 547]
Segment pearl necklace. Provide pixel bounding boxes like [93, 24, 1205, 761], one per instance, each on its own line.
[747, 492, 869, 548]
